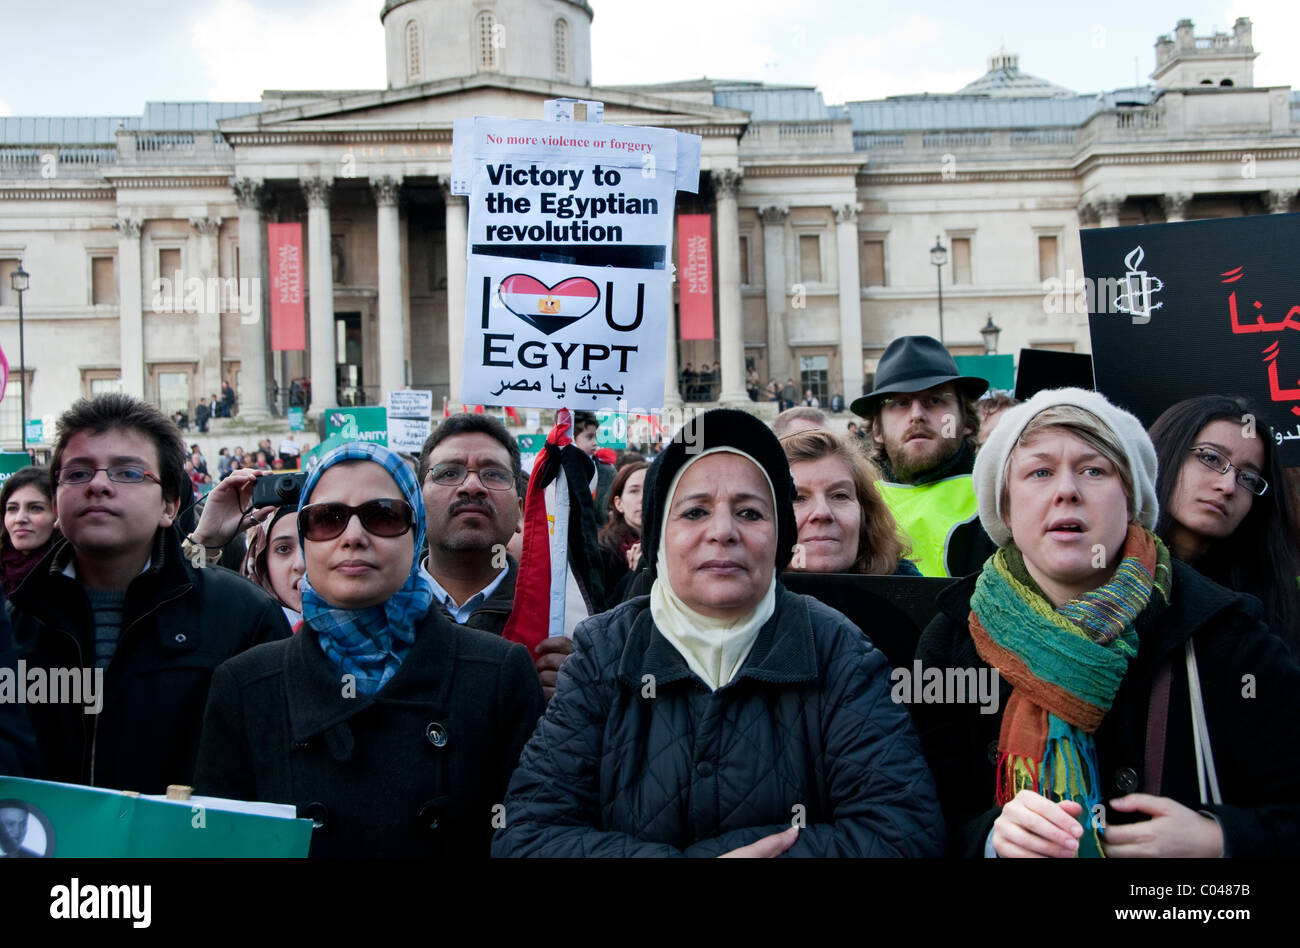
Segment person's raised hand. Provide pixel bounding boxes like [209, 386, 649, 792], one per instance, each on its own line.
[718, 826, 799, 858]
[534, 635, 574, 700]
[1101, 794, 1224, 858]
[626, 541, 642, 572]
[992, 789, 1084, 858]
[189, 469, 276, 548]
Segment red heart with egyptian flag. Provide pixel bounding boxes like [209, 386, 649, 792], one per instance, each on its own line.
[498, 274, 600, 335]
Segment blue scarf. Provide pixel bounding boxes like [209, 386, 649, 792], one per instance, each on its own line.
[298, 442, 434, 696]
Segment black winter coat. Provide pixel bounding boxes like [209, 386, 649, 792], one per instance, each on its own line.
[194, 609, 544, 858]
[8, 530, 289, 793]
[430, 555, 518, 637]
[0, 598, 36, 776]
[913, 561, 1300, 857]
[492, 586, 945, 857]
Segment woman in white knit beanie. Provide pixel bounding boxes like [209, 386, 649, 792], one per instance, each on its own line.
[913, 387, 1300, 859]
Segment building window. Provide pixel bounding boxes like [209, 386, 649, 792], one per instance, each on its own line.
[0, 259, 19, 306]
[951, 237, 971, 284]
[554, 18, 569, 80]
[156, 370, 191, 419]
[1037, 235, 1059, 281]
[860, 239, 886, 287]
[738, 235, 750, 284]
[0, 370, 31, 444]
[81, 368, 123, 398]
[799, 354, 829, 407]
[406, 20, 422, 82]
[91, 255, 116, 305]
[799, 234, 822, 283]
[476, 11, 499, 72]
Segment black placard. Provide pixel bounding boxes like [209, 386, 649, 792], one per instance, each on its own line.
[1082, 213, 1300, 466]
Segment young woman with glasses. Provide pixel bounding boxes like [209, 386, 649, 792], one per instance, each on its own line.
[1149, 395, 1300, 656]
[195, 442, 544, 857]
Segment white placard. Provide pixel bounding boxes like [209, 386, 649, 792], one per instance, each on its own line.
[454, 114, 701, 414]
[387, 417, 431, 454]
[386, 389, 433, 419]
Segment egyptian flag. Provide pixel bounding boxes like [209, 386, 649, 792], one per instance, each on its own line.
[502, 411, 605, 654]
[498, 274, 600, 336]
[504, 406, 521, 426]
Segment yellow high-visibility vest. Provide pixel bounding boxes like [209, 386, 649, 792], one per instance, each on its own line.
[876, 475, 980, 578]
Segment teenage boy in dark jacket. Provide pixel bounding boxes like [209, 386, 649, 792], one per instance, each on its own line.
[8, 393, 289, 794]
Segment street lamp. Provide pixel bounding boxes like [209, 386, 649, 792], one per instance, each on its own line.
[980, 314, 1003, 355]
[930, 236, 947, 344]
[9, 264, 29, 454]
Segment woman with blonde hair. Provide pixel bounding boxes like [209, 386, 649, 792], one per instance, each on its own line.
[781, 429, 918, 576]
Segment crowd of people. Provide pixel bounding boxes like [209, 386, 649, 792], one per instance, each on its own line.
[2, 334, 1298, 858]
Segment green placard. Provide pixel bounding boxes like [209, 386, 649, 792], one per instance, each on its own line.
[0, 776, 312, 858]
[953, 354, 1016, 393]
[324, 406, 387, 445]
[24, 419, 43, 444]
[516, 434, 545, 454]
[596, 412, 626, 449]
[288, 406, 305, 431]
[0, 452, 31, 483]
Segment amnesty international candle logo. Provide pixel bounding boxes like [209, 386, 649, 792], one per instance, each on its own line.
[453, 112, 701, 412]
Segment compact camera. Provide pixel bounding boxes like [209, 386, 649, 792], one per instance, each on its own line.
[251, 472, 307, 509]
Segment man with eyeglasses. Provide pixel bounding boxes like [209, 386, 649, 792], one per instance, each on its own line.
[6, 393, 290, 794]
[851, 335, 996, 578]
[417, 414, 573, 698]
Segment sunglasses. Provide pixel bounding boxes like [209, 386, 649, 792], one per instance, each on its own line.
[298, 499, 414, 541]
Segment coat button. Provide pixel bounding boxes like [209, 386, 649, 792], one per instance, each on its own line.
[696, 761, 714, 777]
[986, 741, 1000, 765]
[416, 801, 440, 831]
[302, 801, 330, 832]
[1113, 767, 1139, 794]
[426, 722, 449, 748]
[174, 633, 187, 644]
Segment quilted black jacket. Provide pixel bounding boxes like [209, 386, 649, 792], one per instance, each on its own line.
[492, 584, 945, 857]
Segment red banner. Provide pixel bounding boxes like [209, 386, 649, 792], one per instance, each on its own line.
[268, 223, 305, 351]
[678, 214, 714, 340]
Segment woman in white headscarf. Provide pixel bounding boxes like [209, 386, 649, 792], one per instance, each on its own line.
[494, 409, 943, 857]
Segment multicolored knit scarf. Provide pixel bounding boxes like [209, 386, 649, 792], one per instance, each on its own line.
[969, 524, 1172, 857]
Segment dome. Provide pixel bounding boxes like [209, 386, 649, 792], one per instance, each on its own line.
[381, 0, 594, 89]
[956, 49, 1076, 98]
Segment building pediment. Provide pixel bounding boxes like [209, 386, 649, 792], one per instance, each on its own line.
[219, 74, 748, 142]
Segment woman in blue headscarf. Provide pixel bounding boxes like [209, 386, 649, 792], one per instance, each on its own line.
[195, 443, 544, 857]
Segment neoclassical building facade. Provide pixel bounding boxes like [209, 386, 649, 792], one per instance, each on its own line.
[1, 4, 1297, 441]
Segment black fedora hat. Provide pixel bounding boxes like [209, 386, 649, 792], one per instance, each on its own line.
[850, 335, 988, 417]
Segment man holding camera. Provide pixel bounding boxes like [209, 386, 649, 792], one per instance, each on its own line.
[7, 394, 290, 794]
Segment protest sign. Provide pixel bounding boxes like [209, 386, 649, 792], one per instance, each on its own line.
[0, 452, 30, 483]
[324, 406, 388, 446]
[596, 410, 626, 449]
[953, 354, 1014, 393]
[386, 390, 433, 453]
[1081, 214, 1300, 465]
[452, 112, 701, 413]
[288, 406, 305, 431]
[517, 433, 545, 474]
[0, 777, 311, 857]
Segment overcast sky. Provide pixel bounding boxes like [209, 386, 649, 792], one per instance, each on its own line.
[1, 0, 1296, 117]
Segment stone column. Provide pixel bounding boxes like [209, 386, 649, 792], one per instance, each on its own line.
[759, 205, 789, 385]
[114, 216, 145, 398]
[713, 169, 749, 406]
[190, 216, 223, 401]
[232, 177, 271, 420]
[302, 177, 335, 417]
[443, 181, 468, 406]
[373, 175, 405, 398]
[1160, 192, 1192, 223]
[834, 204, 865, 404]
[1266, 189, 1297, 214]
[1095, 195, 1122, 228]
[662, 297, 681, 410]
